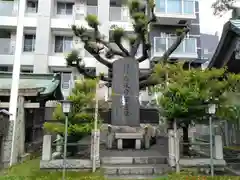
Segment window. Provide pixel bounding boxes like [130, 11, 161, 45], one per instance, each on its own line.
[21, 69, 33, 73]
[57, 2, 73, 15]
[26, 0, 38, 13]
[52, 70, 71, 74]
[0, 66, 9, 72]
[23, 34, 35, 52]
[54, 36, 73, 53]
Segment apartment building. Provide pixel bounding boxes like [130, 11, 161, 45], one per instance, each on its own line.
[200, 32, 219, 61]
[0, 0, 201, 75]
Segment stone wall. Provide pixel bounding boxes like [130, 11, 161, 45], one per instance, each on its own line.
[45, 106, 160, 124]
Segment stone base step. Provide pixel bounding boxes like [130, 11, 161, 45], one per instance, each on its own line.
[105, 175, 167, 179]
[101, 156, 167, 165]
[103, 164, 171, 175]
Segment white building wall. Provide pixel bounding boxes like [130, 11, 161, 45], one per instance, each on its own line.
[0, 0, 151, 74]
[34, 0, 54, 73]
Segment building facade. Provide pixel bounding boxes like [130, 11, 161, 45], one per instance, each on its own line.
[0, 0, 201, 75]
[200, 32, 219, 61]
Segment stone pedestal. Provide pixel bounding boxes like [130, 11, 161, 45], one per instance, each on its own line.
[106, 125, 157, 150]
[168, 130, 175, 167]
[214, 135, 223, 160]
[117, 139, 123, 149]
[135, 139, 141, 149]
[115, 132, 143, 150]
[42, 135, 52, 161]
[107, 125, 114, 149]
[144, 126, 150, 149]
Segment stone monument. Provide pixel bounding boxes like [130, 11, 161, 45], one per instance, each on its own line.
[111, 57, 140, 126]
[107, 58, 157, 150]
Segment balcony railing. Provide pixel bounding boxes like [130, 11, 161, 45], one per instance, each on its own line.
[155, 0, 195, 15]
[154, 37, 196, 55]
[109, 6, 129, 21]
[0, 1, 15, 16]
[86, 6, 98, 16]
[0, 38, 15, 54]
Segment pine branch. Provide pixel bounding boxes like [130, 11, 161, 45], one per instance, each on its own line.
[84, 44, 112, 68]
[139, 79, 158, 90]
[75, 64, 111, 82]
[97, 37, 126, 57]
[116, 41, 130, 56]
[139, 26, 190, 81]
[65, 50, 111, 82]
[137, 34, 150, 62]
[71, 25, 113, 68]
[160, 26, 190, 64]
[129, 0, 156, 59]
[93, 25, 126, 57]
[136, 0, 156, 62]
[130, 37, 141, 57]
[137, 54, 148, 62]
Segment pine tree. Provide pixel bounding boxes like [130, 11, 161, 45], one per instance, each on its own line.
[44, 79, 100, 155]
[66, 0, 190, 90]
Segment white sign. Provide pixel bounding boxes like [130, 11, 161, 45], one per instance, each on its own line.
[61, 73, 73, 100]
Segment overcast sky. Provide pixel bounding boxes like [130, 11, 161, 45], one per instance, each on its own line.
[199, 0, 232, 36]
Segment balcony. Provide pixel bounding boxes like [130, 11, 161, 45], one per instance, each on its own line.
[154, 0, 195, 25]
[70, 5, 97, 30]
[109, 6, 133, 31]
[0, 38, 15, 65]
[0, 1, 16, 16]
[0, 1, 18, 27]
[86, 6, 98, 16]
[0, 38, 14, 54]
[152, 37, 198, 60]
[109, 7, 129, 21]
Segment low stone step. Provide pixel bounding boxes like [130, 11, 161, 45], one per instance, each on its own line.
[105, 174, 167, 179]
[103, 164, 171, 175]
[101, 156, 167, 165]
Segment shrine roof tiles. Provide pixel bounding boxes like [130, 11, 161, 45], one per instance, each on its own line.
[208, 19, 240, 70]
[0, 72, 61, 97]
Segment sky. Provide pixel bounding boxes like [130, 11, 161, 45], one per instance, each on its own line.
[199, 0, 232, 36]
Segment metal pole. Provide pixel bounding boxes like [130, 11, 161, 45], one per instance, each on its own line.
[62, 115, 68, 180]
[173, 120, 180, 173]
[94, 87, 98, 132]
[92, 83, 98, 172]
[209, 115, 214, 176]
